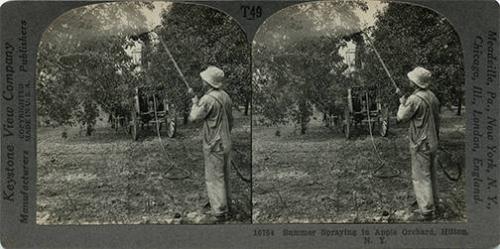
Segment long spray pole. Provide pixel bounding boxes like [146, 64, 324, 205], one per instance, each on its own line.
[360, 32, 401, 94]
[158, 37, 192, 90]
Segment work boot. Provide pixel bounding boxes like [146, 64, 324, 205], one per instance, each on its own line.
[410, 200, 418, 208]
[197, 211, 232, 224]
[198, 215, 218, 224]
[202, 202, 211, 213]
[408, 211, 434, 222]
[434, 200, 445, 217]
[214, 212, 232, 224]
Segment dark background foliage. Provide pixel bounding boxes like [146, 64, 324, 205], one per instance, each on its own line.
[37, 3, 251, 133]
[252, 2, 465, 132]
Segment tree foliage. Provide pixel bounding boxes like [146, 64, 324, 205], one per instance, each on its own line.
[144, 4, 251, 120]
[37, 2, 153, 131]
[359, 3, 464, 111]
[254, 35, 350, 133]
[37, 2, 250, 134]
[252, 1, 364, 132]
[253, 2, 465, 132]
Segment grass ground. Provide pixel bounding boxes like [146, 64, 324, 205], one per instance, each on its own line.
[36, 110, 251, 224]
[252, 108, 466, 223]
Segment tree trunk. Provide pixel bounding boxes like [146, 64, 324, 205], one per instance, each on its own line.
[183, 112, 189, 125]
[298, 98, 309, 134]
[182, 102, 189, 125]
[244, 100, 249, 116]
[86, 124, 93, 136]
[456, 96, 462, 116]
[301, 123, 307, 134]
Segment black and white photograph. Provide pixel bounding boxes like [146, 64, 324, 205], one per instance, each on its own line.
[0, 0, 499, 248]
[252, 1, 466, 223]
[36, 2, 251, 224]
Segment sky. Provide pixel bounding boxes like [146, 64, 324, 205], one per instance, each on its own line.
[141, 2, 171, 30]
[254, 1, 388, 48]
[354, 1, 387, 29]
[43, 0, 388, 59]
[46, 1, 386, 44]
[45, 2, 172, 43]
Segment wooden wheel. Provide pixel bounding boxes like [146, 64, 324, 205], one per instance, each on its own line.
[164, 110, 177, 138]
[111, 115, 117, 130]
[124, 116, 130, 134]
[114, 117, 120, 132]
[130, 112, 139, 141]
[343, 106, 351, 139]
[379, 106, 389, 137]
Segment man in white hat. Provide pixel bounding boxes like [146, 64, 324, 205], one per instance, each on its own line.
[188, 66, 233, 222]
[397, 66, 440, 221]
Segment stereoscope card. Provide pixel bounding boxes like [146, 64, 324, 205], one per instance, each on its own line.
[0, 0, 498, 248]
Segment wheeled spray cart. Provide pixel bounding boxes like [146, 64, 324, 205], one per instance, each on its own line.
[342, 85, 389, 139]
[129, 87, 177, 140]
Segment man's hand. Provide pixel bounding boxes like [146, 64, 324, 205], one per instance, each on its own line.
[399, 95, 407, 105]
[395, 87, 402, 96]
[187, 87, 194, 96]
[191, 95, 199, 105]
